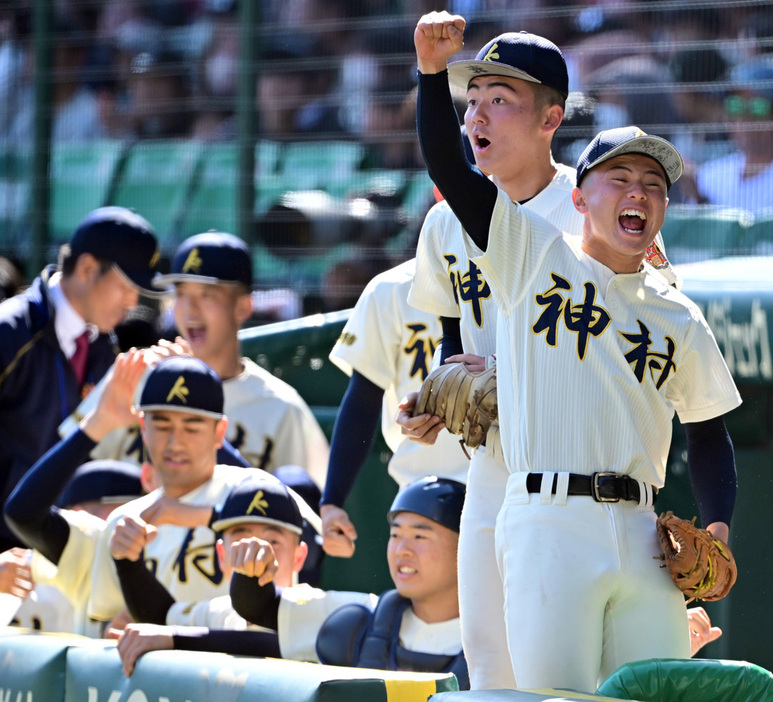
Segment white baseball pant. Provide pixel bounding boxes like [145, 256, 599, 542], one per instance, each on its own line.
[458, 427, 517, 690]
[496, 471, 690, 693]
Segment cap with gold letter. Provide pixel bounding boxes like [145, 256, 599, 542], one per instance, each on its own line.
[137, 356, 224, 419]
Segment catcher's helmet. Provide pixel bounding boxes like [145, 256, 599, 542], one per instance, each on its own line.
[387, 476, 465, 533]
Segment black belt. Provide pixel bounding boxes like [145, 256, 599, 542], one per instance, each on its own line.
[525, 472, 657, 504]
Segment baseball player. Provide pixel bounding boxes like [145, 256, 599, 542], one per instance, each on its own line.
[0, 206, 160, 552]
[398, 16, 683, 691]
[321, 258, 470, 556]
[413, 12, 740, 692]
[111, 475, 307, 633]
[5, 351, 319, 633]
[2, 460, 144, 634]
[89, 231, 330, 488]
[114, 477, 467, 684]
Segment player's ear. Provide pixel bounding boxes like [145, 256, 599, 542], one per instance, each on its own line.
[572, 186, 589, 214]
[542, 104, 563, 133]
[214, 417, 229, 448]
[234, 291, 253, 325]
[215, 538, 227, 571]
[293, 539, 309, 573]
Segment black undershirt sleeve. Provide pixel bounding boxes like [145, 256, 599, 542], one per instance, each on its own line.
[114, 556, 176, 625]
[417, 70, 498, 251]
[172, 628, 281, 657]
[230, 572, 281, 631]
[320, 370, 384, 508]
[4, 429, 97, 564]
[439, 316, 464, 363]
[683, 415, 737, 527]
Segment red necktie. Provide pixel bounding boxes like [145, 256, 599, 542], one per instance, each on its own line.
[70, 331, 90, 387]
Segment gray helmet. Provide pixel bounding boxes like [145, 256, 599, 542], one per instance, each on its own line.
[387, 476, 465, 533]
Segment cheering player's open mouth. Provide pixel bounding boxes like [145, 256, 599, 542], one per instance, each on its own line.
[619, 208, 646, 234]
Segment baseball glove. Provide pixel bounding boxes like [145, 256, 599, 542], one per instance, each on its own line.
[413, 363, 497, 452]
[655, 511, 737, 602]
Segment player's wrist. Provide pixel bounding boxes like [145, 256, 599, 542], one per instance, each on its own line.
[417, 64, 449, 77]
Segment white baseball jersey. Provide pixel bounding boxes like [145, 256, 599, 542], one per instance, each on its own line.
[8, 584, 75, 634]
[222, 357, 330, 487]
[469, 187, 742, 484]
[409, 164, 584, 358]
[28, 510, 107, 637]
[86, 357, 330, 488]
[329, 259, 470, 486]
[166, 595, 268, 631]
[87, 464, 305, 622]
[276, 584, 461, 663]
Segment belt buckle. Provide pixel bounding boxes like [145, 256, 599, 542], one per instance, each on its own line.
[592, 472, 620, 502]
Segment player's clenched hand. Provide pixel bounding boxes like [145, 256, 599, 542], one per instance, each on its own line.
[414, 11, 465, 74]
[141, 495, 212, 529]
[229, 537, 278, 586]
[109, 515, 158, 561]
[687, 606, 722, 657]
[117, 623, 174, 677]
[396, 391, 445, 446]
[321, 504, 357, 558]
[0, 548, 33, 599]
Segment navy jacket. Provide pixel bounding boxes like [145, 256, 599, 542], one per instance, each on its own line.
[0, 267, 118, 547]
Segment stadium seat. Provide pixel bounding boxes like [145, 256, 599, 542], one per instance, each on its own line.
[109, 140, 204, 249]
[401, 170, 436, 221]
[0, 148, 31, 248]
[746, 212, 773, 255]
[278, 140, 365, 192]
[49, 140, 126, 242]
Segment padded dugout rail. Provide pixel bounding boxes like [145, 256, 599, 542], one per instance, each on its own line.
[0, 631, 458, 702]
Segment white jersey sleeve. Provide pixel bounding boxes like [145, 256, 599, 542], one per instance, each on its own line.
[277, 584, 378, 662]
[30, 510, 105, 636]
[328, 259, 470, 485]
[166, 595, 246, 629]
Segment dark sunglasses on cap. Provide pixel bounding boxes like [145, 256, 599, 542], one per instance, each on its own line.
[724, 94, 772, 119]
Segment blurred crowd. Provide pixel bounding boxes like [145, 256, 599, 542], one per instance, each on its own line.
[0, 0, 771, 316]
[0, 1, 771, 186]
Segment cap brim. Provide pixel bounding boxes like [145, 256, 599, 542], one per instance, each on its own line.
[587, 136, 683, 186]
[448, 60, 542, 90]
[153, 273, 242, 289]
[211, 515, 303, 536]
[136, 403, 223, 420]
[115, 266, 167, 299]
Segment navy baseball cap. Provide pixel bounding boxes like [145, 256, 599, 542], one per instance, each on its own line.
[137, 356, 224, 419]
[448, 31, 568, 98]
[387, 476, 465, 533]
[212, 476, 303, 536]
[56, 460, 143, 509]
[576, 126, 683, 189]
[70, 206, 162, 296]
[154, 231, 252, 289]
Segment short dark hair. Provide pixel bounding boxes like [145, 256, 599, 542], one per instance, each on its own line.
[58, 243, 113, 278]
[532, 82, 566, 112]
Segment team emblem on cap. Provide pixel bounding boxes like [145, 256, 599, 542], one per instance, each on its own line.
[182, 248, 203, 274]
[150, 247, 160, 268]
[483, 44, 499, 62]
[166, 376, 190, 404]
[247, 490, 269, 517]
